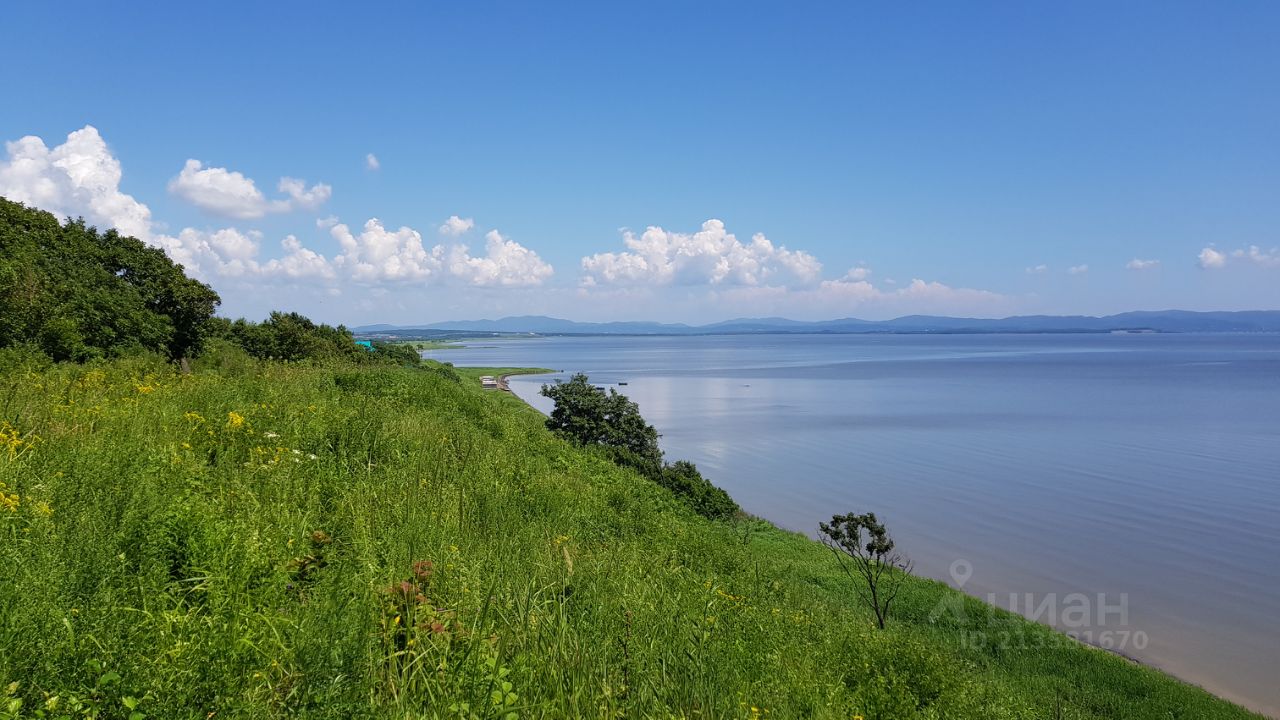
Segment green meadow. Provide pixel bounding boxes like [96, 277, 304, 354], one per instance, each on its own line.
[0, 354, 1261, 719]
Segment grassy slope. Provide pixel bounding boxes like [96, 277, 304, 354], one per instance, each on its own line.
[0, 358, 1261, 719]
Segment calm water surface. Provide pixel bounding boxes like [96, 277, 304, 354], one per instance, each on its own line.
[438, 334, 1280, 715]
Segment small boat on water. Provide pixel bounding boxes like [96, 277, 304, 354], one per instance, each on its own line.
[618, 381, 628, 386]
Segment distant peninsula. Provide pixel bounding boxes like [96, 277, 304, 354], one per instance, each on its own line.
[355, 310, 1280, 337]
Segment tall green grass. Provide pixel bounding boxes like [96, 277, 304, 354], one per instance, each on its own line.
[0, 356, 1263, 719]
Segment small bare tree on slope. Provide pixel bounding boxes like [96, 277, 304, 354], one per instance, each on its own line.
[819, 511, 913, 629]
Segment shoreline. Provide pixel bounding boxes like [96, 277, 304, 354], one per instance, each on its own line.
[463, 363, 1272, 718]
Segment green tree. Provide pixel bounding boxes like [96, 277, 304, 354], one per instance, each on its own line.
[540, 374, 740, 520]
[0, 197, 220, 362]
[819, 511, 913, 629]
[540, 374, 662, 466]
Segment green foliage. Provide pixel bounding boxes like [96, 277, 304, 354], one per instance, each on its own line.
[0, 360, 1263, 719]
[210, 312, 359, 362]
[820, 512, 913, 629]
[0, 197, 220, 362]
[541, 374, 662, 465]
[541, 374, 741, 520]
[657, 460, 739, 521]
[207, 314, 420, 367]
[368, 341, 422, 366]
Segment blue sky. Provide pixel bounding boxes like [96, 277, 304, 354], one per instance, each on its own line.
[2, 2, 1278, 324]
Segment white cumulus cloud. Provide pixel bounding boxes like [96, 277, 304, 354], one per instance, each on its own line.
[277, 177, 332, 210]
[0, 125, 154, 240]
[449, 230, 554, 286]
[1197, 247, 1227, 270]
[1067, 264, 1089, 275]
[365, 153, 380, 171]
[1126, 258, 1160, 271]
[264, 235, 337, 280]
[1026, 264, 1048, 274]
[274, 220, 553, 287]
[329, 218, 445, 282]
[439, 215, 475, 236]
[168, 159, 330, 219]
[581, 219, 822, 288]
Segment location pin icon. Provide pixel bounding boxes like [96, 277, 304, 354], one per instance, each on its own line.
[950, 559, 973, 589]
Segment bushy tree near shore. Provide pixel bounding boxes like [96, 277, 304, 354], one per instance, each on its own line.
[541, 374, 662, 465]
[541, 374, 739, 520]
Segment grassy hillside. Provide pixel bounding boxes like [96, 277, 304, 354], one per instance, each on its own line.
[0, 355, 1261, 719]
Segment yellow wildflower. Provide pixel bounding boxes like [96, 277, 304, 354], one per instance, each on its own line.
[134, 384, 154, 394]
[1, 422, 37, 460]
[226, 411, 246, 430]
[184, 411, 205, 423]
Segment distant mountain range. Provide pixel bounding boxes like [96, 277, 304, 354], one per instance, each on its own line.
[354, 310, 1280, 336]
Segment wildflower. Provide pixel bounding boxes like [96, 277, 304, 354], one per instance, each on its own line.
[264, 431, 279, 439]
[134, 384, 154, 394]
[184, 411, 205, 423]
[1, 422, 37, 460]
[226, 411, 246, 430]
[0, 485, 19, 512]
[413, 560, 434, 580]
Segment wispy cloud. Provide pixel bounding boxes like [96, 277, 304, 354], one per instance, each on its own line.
[169, 159, 330, 219]
[1126, 258, 1160, 271]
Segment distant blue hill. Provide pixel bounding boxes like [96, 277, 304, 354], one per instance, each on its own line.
[354, 310, 1280, 336]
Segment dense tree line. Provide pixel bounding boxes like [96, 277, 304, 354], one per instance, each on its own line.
[1, 197, 219, 362]
[541, 374, 740, 520]
[0, 196, 417, 367]
[208, 313, 419, 365]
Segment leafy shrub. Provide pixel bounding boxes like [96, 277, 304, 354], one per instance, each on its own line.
[541, 374, 739, 520]
[657, 460, 739, 520]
